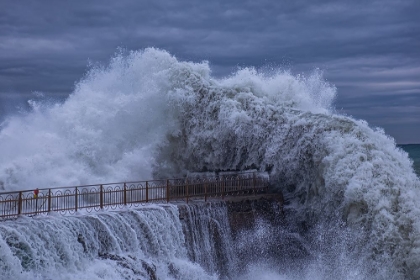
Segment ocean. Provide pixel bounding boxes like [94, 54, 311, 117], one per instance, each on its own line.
[0, 48, 419, 279]
[399, 144, 420, 177]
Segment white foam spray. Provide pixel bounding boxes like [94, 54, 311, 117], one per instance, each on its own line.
[0, 48, 419, 278]
[0, 204, 221, 280]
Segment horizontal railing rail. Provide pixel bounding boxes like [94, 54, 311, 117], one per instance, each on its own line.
[0, 172, 269, 219]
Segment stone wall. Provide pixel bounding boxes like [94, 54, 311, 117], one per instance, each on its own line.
[225, 194, 284, 237]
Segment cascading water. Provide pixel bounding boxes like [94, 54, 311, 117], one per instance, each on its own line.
[0, 204, 236, 280]
[0, 48, 419, 279]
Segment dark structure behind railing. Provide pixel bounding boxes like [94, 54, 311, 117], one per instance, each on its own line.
[0, 172, 269, 219]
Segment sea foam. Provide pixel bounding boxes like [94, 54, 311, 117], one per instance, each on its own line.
[0, 48, 419, 278]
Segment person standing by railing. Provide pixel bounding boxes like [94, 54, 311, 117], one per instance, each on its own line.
[33, 188, 39, 215]
[33, 188, 39, 199]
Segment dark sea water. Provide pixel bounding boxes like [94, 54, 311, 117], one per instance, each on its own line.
[399, 144, 420, 177]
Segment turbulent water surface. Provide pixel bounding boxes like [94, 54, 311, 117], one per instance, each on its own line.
[399, 144, 420, 177]
[0, 48, 419, 279]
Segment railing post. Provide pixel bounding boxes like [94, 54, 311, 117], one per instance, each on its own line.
[124, 183, 127, 205]
[75, 187, 78, 212]
[166, 180, 169, 203]
[204, 180, 207, 202]
[253, 172, 256, 195]
[222, 176, 225, 199]
[100, 185, 103, 209]
[35, 192, 38, 215]
[237, 175, 241, 195]
[217, 177, 220, 198]
[186, 178, 189, 203]
[48, 189, 51, 212]
[146, 181, 149, 203]
[18, 191, 22, 216]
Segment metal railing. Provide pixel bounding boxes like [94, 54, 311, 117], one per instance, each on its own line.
[0, 172, 269, 219]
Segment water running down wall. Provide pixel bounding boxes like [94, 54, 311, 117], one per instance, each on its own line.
[0, 197, 283, 280]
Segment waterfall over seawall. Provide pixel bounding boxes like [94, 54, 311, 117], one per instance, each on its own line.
[0, 192, 412, 280]
[4, 194, 393, 280]
[0, 197, 283, 280]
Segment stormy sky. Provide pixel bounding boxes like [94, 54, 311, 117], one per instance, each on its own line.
[1, 0, 419, 143]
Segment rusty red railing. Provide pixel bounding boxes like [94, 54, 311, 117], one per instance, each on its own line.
[0, 172, 269, 219]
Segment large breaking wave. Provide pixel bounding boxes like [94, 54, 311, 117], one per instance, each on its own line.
[0, 48, 419, 278]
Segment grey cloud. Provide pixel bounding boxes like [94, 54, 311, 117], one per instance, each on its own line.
[0, 0, 419, 142]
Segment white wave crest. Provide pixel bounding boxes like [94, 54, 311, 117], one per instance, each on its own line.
[0, 48, 419, 278]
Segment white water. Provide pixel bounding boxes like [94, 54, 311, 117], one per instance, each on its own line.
[0, 204, 229, 280]
[0, 48, 420, 279]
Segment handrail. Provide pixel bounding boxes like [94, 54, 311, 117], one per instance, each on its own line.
[0, 172, 269, 219]
[0, 171, 261, 195]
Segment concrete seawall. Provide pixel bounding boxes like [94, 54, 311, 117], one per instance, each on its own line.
[225, 194, 284, 236]
[177, 193, 284, 235]
[176, 193, 285, 278]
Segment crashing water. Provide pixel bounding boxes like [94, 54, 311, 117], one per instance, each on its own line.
[0, 204, 232, 280]
[399, 144, 420, 176]
[0, 48, 419, 279]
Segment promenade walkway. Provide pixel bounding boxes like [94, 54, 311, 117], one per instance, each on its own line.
[0, 172, 269, 219]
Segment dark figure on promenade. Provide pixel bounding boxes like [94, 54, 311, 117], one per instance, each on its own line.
[33, 188, 39, 199]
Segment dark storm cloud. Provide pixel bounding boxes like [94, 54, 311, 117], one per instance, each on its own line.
[0, 0, 419, 143]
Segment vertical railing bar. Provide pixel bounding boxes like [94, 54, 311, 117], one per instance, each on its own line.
[124, 183, 127, 206]
[100, 185, 103, 209]
[186, 178, 189, 203]
[48, 189, 51, 212]
[204, 180, 207, 202]
[253, 172, 256, 195]
[35, 191, 38, 215]
[75, 187, 78, 212]
[18, 191, 22, 216]
[166, 180, 169, 203]
[222, 175, 225, 199]
[146, 181, 149, 203]
[238, 175, 241, 195]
